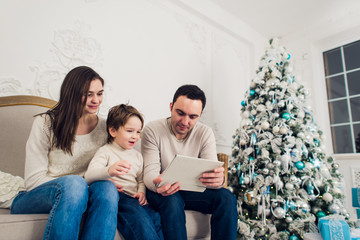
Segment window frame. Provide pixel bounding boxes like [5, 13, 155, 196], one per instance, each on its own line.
[324, 44, 360, 153]
[311, 34, 360, 157]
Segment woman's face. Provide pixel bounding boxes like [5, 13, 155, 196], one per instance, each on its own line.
[83, 79, 104, 115]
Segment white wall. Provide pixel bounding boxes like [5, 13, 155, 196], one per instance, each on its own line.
[281, 6, 360, 221]
[0, 0, 265, 155]
[3, 0, 360, 223]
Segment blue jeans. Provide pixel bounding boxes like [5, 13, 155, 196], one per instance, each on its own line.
[117, 192, 163, 240]
[11, 175, 119, 240]
[146, 188, 238, 240]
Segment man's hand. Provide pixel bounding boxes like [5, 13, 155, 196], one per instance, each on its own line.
[133, 192, 148, 206]
[199, 166, 225, 187]
[108, 160, 131, 177]
[153, 176, 180, 196]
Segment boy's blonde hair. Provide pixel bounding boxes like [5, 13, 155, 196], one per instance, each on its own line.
[106, 104, 144, 143]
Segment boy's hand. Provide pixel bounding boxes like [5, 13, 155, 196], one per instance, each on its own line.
[108, 160, 131, 177]
[133, 192, 147, 206]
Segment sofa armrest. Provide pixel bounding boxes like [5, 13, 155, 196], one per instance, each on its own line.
[217, 153, 228, 188]
[0, 95, 57, 178]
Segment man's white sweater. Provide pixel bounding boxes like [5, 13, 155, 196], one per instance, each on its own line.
[141, 118, 217, 192]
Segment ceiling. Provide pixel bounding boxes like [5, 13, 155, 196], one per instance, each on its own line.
[210, 0, 360, 38]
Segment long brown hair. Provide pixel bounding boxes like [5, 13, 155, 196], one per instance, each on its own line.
[47, 66, 104, 155]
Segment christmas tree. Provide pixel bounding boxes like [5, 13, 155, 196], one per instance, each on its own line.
[228, 38, 350, 240]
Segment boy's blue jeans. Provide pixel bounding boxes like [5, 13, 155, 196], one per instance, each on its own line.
[146, 188, 238, 240]
[117, 192, 163, 240]
[11, 175, 119, 240]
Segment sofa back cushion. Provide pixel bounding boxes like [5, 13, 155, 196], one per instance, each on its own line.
[0, 95, 56, 178]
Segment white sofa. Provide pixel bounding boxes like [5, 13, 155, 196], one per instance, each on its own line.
[0, 95, 229, 240]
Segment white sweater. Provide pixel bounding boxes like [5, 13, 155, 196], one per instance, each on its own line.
[141, 118, 217, 192]
[24, 115, 107, 191]
[84, 142, 145, 196]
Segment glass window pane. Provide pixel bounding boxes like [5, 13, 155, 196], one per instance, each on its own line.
[323, 48, 343, 76]
[344, 40, 360, 71]
[331, 125, 353, 153]
[350, 97, 360, 122]
[328, 100, 349, 124]
[354, 124, 360, 153]
[347, 70, 360, 96]
[326, 75, 346, 99]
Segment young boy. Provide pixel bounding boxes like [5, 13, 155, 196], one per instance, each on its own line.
[85, 104, 163, 240]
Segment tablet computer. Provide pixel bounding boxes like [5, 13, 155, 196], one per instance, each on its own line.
[157, 154, 224, 192]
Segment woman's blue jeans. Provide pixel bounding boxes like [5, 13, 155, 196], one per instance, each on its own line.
[146, 188, 238, 240]
[117, 192, 163, 240]
[11, 175, 119, 240]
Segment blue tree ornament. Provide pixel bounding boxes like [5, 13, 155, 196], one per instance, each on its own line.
[287, 76, 294, 84]
[295, 161, 305, 170]
[310, 157, 321, 169]
[239, 173, 245, 184]
[286, 200, 297, 212]
[316, 211, 326, 219]
[307, 182, 314, 195]
[282, 112, 291, 120]
[289, 236, 298, 240]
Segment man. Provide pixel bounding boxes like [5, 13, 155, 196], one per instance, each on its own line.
[142, 84, 237, 240]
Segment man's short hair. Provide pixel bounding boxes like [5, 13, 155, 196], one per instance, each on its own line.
[172, 84, 206, 110]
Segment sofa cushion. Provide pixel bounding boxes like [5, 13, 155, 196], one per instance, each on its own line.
[0, 209, 211, 240]
[184, 210, 211, 239]
[0, 209, 48, 240]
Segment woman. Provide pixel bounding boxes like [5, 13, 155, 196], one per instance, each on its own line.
[11, 66, 119, 240]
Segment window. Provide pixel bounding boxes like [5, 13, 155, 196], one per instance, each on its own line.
[323, 40, 360, 153]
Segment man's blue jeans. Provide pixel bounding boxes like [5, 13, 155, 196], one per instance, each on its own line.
[117, 192, 163, 240]
[146, 188, 238, 240]
[11, 175, 119, 240]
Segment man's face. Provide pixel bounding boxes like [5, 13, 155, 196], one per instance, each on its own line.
[170, 95, 203, 140]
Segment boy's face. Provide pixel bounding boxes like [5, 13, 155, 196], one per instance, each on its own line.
[109, 116, 142, 150]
